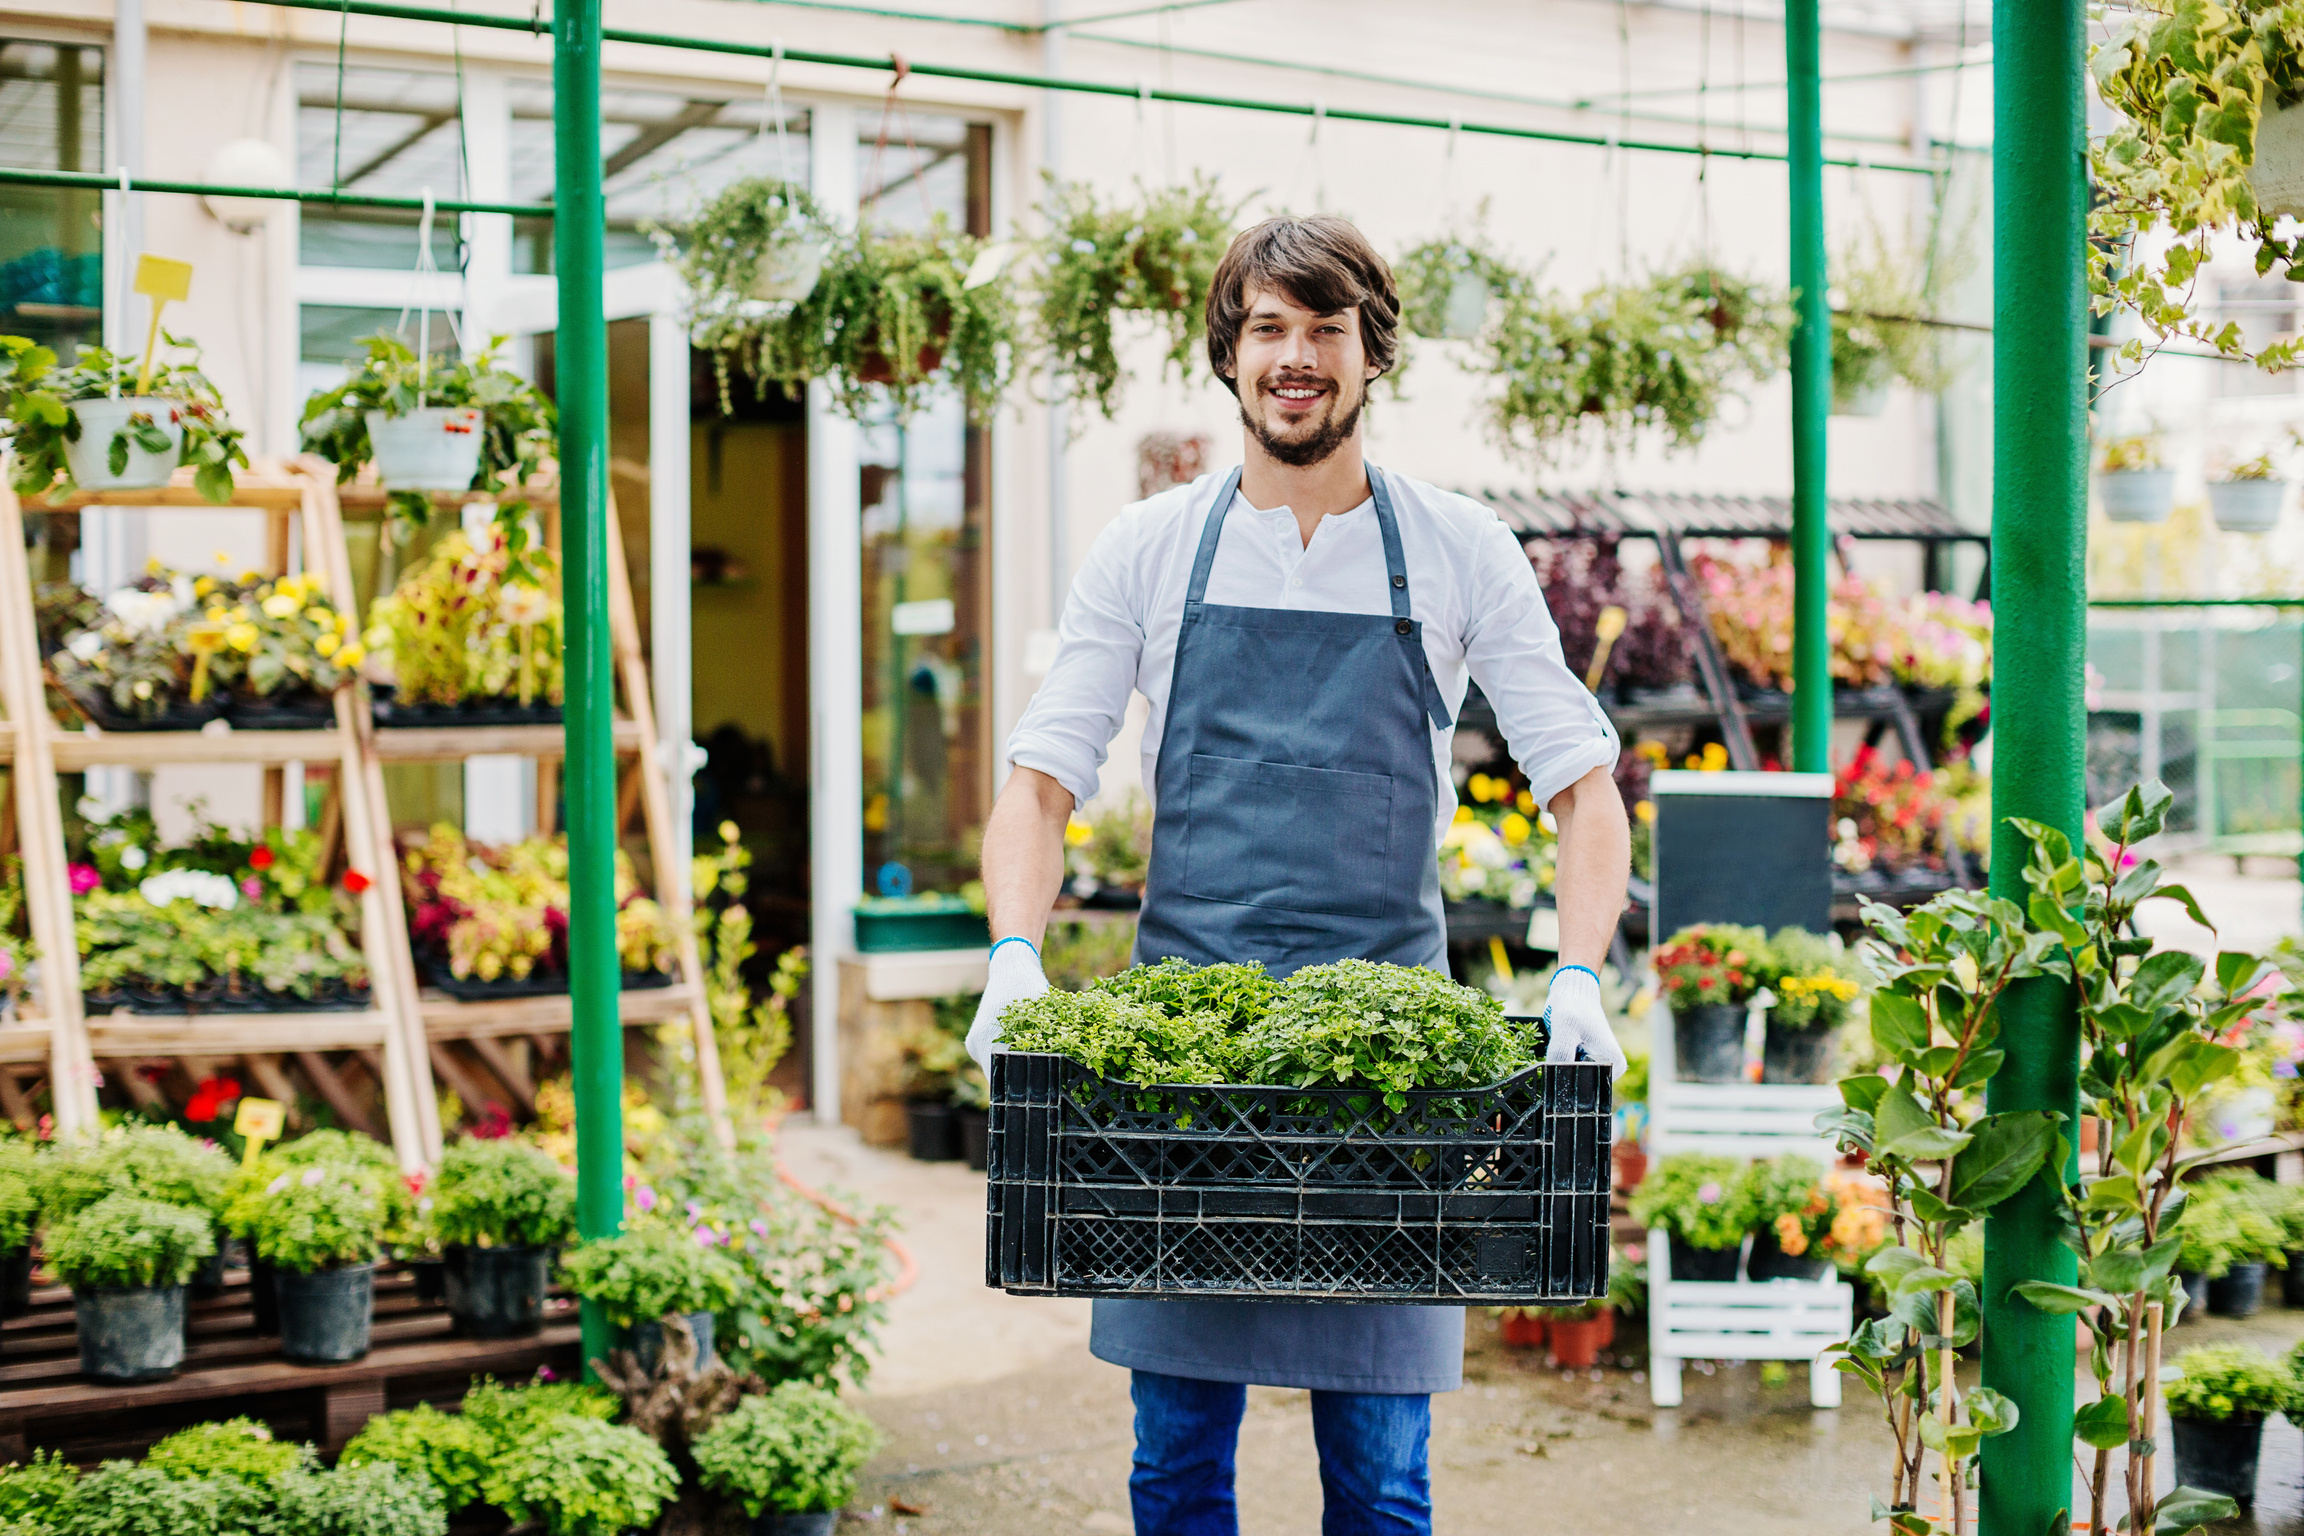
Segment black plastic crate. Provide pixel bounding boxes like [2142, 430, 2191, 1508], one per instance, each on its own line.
[984, 1041, 1611, 1306]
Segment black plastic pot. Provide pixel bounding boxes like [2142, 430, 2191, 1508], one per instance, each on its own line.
[2173, 1414, 2265, 1510]
[70, 694, 223, 732]
[2285, 1250, 2304, 1309]
[2208, 1261, 2268, 1319]
[444, 1245, 549, 1338]
[624, 1311, 716, 1376]
[907, 1100, 960, 1162]
[249, 1257, 279, 1336]
[1672, 1005, 1746, 1083]
[0, 1247, 32, 1319]
[187, 1238, 228, 1302]
[2179, 1270, 2211, 1320]
[1669, 1240, 1743, 1282]
[275, 1262, 375, 1363]
[75, 1284, 186, 1381]
[1760, 1024, 1832, 1085]
[1746, 1228, 1830, 1283]
[410, 1257, 447, 1304]
[756, 1514, 839, 1536]
[958, 1108, 990, 1172]
[225, 694, 337, 730]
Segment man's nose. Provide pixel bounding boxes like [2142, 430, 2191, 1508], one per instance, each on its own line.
[1277, 327, 1320, 370]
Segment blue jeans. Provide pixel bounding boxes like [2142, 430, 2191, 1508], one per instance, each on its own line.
[1128, 1370, 1432, 1536]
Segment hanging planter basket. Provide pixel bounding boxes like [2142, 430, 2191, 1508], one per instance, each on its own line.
[1832, 381, 1890, 418]
[2209, 478, 2286, 533]
[62, 397, 183, 493]
[750, 231, 829, 304]
[2250, 100, 2304, 220]
[2097, 468, 2177, 524]
[366, 406, 485, 491]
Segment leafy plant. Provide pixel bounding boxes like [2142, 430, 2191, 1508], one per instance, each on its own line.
[47, 1194, 214, 1290]
[1830, 222, 1958, 409]
[691, 1381, 883, 1516]
[299, 333, 557, 536]
[1764, 928, 1863, 1032]
[1742, 1155, 1836, 1258]
[692, 822, 798, 1121]
[2165, 1344, 2287, 1423]
[1067, 789, 1154, 893]
[401, 824, 673, 985]
[1095, 958, 1277, 1035]
[141, 1419, 312, 1484]
[479, 1415, 676, 1536]
[1627, 1153, 1753, 1253]
[1243, 960, 1526, 1110]
[557, 1218, 744, 1329]
[340, 1404, 496, 1515]
[458, 1378, 620, 1440]
[0, 1450, 80, 1531]
[428, 1138, 574, 1250]
[2008, 781, 2272, 1536]
[273, 1463, 446, 1536]
[46, 1462, 273, 1536]
[2175, 1172, 2289, 1279]
[2098, 433, 2162, 474]
[997, 988, 1245, 1086]
[664, 177, 833, 415]
[1394, 230, 1529, 343]
[1652, 925, 1771, 1013]
[1031, 174, 1238, 420]
[0, 333, 249, 504]
[245, 1161, 389, 1273]
[367, 526, 563, 708]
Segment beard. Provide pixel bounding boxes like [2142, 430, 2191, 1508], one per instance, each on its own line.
[1239, 371, 1364, 468]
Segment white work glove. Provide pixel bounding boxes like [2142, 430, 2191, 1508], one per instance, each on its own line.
[1542, 965, 1628, 1080]
[965, 938, 1050, 1074]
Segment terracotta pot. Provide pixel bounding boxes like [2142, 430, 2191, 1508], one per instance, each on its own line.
[1499, 1312, 1546, 1349]
[1612, 1142, 1648, 1194]
[1549, 1310, 1613, 1370]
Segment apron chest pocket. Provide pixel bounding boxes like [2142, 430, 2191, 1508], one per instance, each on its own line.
[1179, 753, 1395, 920]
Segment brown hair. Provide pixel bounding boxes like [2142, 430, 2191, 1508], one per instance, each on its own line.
[1203, 216, 1400, 396]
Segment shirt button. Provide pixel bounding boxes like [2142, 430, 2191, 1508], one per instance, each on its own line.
[1395, 618, 1412, 635]
[1392, 574, 1407, 589]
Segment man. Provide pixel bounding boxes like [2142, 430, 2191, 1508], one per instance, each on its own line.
[966, 215, 1631, 1536]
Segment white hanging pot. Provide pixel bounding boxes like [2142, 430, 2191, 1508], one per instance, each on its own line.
[367, 406, 484, 491]
[2210, 477, 2287, 532]
[2251, 101, 2304, 219]
[2096, 467, 2177, 524]
[750, 231, 828, 304]
[1833, 382, 1890, 418]
[63, 397, 183, 492]
[1438, 269, 1490, 340]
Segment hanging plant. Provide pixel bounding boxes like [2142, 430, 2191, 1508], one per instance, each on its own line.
[661, 177, 833, 415]
[1830, 224, 1960, 412]
[1, 334, 248, 505]
[1394, 234, 1527, 342]
[2089, 4, 2304, 372]
[1031, 174, 1240, 420]
[297, 333, 557, 544]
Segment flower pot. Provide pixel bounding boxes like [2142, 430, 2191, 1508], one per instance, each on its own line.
[225, 693, 339, 730]
[623, 1311, 717, 1376]
[1833, 381, 1890, 418]
[1436, 269, 1490, 340]
[2251, 99, 2304, 219]
[1672, 1004, 1746, 1083]
[2172, 1414, 2265, 1510]
[62, 397, 183, 492]
[1549, 1310, 1613, 1370]
[1760, 1023, 1833, 1085]
[2285, 1252, 2304, 1309]
[958, 1108, 990, 1172]
[1498, 1312, 1546, 1348]
[2208, 1261, 2267, 1319]
[444, 1244, 550, 1338]
[750, 232, 828, 303]
[2210, 478, 2286, 533]
[1669, 1240, 1742, 1283]
[69, 691, 225, 733]
[365, 406, 484, 491]
[907, 1099, 960, 1162]
[187, 1234, 229, 1302]
[2179, 1270, 2210, 1320]
[1746, 1228, 1831, 1283]
[410, 1257, 446, 1305]
[74, 1284, 186, 1382]
[1611, 1142, 1648, 1194]
[856, 341, 946, 386]
[755, 1513, 840, 1536]
[2096, 468, 2176, 524]
[275, 1261, 375, 1363]
[0, 1247, 32, 1319]
[249, 1256, 279, 1336]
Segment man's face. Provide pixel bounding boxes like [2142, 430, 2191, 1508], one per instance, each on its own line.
[1227, 285, 1381, 468]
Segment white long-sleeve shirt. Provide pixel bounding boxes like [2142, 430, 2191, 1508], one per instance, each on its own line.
[1006, 467, 1621, 843]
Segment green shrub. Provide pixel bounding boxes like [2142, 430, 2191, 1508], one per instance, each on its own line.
[2175, 1173, 2289, 1280]
[1627, 1153, 1755, 1253]
[1738, 1155, 1831, 1253]
[996, 987, 1245, 1087]
[273, 1464, 445, 1536]
[246, 1163, 388, 1274]
[141, 1419, 310, 1483]
[47, 1194, 213, 1289]
[1242, 960, 1526, 1110]
[458, 1378, 619, 1440]
[340, 1406, 492, 1514]
[558, 1220, 744, 1330]
[0, 1165, 36, 1255]
[480, 1416, 676, 1536]
[37, 1128, 231, 1226]
[691, 1381, 882, 1517]
[48, 1463, 271, 1536]
[2166, 1344, 2287, 1423]
[1092, 959, 1277, 1035]
[0, 1452, 79, 1531]
[428, 1139, 575, 1250]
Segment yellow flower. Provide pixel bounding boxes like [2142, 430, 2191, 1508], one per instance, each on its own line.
[213, 550, 233, 566]
[363, 625, 392, 650]
[205, 606, 227, 624]
[239, 570, 261, 585]
[305, 607, 335, 627]
[1500, 813, 1530, 846]
[1452, 804, 1474, 826]
[261, 593, 300, 620]
[1514, 790, 1536, 816]
[315, 633, 340, 658]
[1635, 800, 1655, 824]
[225, 622, 259, 653]
[1064, 818, 1092, 847]
[193, 576, 216, 597]
[1701, 741, 1729, 771]
[228, 605, 250, 623]
[1468, 773, 1495, 803]
[336, 644, 365, 668]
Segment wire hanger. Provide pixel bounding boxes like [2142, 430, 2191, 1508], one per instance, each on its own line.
[395, 187, 463, 404]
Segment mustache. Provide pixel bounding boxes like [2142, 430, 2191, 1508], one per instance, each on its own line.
[1257, 372, 1334, 392]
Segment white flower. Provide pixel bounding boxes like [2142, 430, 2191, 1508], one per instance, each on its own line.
[497, 582, 551, 626]
[118, 846, 148, 870]
[169, 574, 194, 610]
[299, 1167, 326, 1187]
[65, 632, 102, 662]
[266, 1173, 292, 1195]
[138, 868, 239, 910]
[103, 587, 180, 638]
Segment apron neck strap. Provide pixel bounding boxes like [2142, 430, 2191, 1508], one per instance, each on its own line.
[1184, 466, 1247, 607]
[1184, 465, 1411, 616]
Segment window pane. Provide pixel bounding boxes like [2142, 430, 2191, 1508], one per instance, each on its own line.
[0, 40, 104, 358]
[856, 110, 970, 233]
[296, 63, 468, 270]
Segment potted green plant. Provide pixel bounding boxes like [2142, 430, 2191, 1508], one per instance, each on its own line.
[1067, 789, 1153, 908]
[37, 1126, 235, 1299]
[691, 1381, 883, 1536]
[1626, 1152, 1752, 1282]
[0, 1141, 37, 1318]
[0, 333, 248, 502]
[46, 1192, 214, 1381]
[483, 1412, 678, 1536]
[898, 1006, 970, 1163]
[2209, 452, 2286, 533]
[851, 892, 990, 954]
[1395, 232, 1523, 343]
[1650, 925, 1769, 1082]
[244, 1160, 388, 1362]
[776, 221, 1018, 423]
[1758, 928, 1860, 1084]
[559, 1218, 744, 1374]
[366, 527, 564, 724]
[142, 1418, 314, 1482]
[2096, 433, 2174, 524]
[664, 177, 832, 414]
[1827, 226, 1956, 417]
[1739, 1155, 1835, 1282]
[299, 332, 557, 529]
[2166, 1344, 2285, 1511]
[2176, 1173, 2288, 1320]
[429, 1137, 576, 1339]
[1031, 175, 1237, 419]
[221, 569, 365, 727]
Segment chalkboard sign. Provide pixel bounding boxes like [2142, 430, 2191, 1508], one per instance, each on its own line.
[1651, 770, 1833, 938]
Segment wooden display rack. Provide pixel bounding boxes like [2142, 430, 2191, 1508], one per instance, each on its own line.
[0, 464, 727, 1162]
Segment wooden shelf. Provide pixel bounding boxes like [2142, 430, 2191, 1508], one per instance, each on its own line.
[372, 719, 642, 761]
[81, 1012, 396, 1055]
[418, 982, 701, 1039]
[48, 728, 347, 769]
[22, 476, 308, 512]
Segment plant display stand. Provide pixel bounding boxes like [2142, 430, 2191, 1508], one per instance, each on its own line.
[1642, 998, 1852, 1409]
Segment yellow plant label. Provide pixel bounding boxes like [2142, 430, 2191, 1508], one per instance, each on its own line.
[234, 1096, 286, 1166]
[133, 255, 192, 302]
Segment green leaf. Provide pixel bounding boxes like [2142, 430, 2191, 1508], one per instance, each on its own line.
[1962, 1385, 2022, 1437]
[2169, 1042, 2241, 1101]
[2106, 781, 2173, 844]
[2215, 949, 2268, 997]
[2153, 1486, 2239, 1534]
[1838, 1074, 1890, 1113]
[1893, 1265, 1960, 1296]
[1866, 1246, 1929, 1284]
[1874, 1082, 1934, 1151]
[1948, 1111, 2058, 1212]
[2153, 883, 2215, 934]
[1883, 1123, 1975, 1162]
[2073, 1394, 2131, 1450]
[2014, 1280, 2115, 1315]
[1870, 991, 1931, 1059]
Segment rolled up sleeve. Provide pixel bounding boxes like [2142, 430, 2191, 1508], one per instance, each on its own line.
[1463, 520, 1621, 809]
[1004, 518, 1147, 811]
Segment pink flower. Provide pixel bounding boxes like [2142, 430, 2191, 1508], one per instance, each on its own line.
[535, 1366, 558, 1383]
[66, 864, 100, 895]
[300, 1167, 326, 1187]
[1697, 1182, 1723, 1205]
[634, 1185, 658, 1213]
[241, 877, 262, 900]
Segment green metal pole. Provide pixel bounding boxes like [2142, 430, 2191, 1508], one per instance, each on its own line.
[1785, 0, 1831, 774]
[1980, 0, 2086, 1530]
[554, 0, 619, 1378]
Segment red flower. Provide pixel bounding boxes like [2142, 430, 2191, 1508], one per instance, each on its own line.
[343, 870, 373, 895]
[249, 846, 275, 871]
[186, 1075, 242, 1122]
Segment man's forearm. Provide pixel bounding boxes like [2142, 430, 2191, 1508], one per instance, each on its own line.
[983, 766, 1076, 945]
[1548, 764, 1631, 970]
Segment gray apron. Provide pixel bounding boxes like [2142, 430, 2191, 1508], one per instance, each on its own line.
[1088, 464, 1465, 1395]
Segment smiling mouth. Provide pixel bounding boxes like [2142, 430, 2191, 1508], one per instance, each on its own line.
[1264, 379, 1330, 409]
